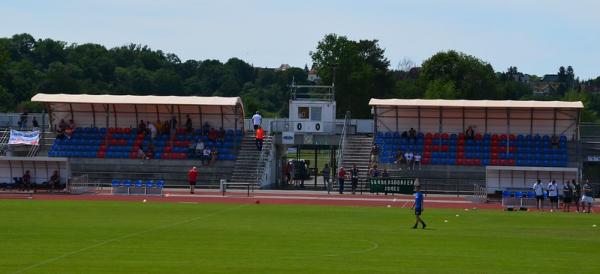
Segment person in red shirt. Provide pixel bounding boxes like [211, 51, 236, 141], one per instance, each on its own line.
[255, 126, 265, 150]
[187, 167, 198, 194]
[208, 128, 218, 142]
[338, 166, 346, 194]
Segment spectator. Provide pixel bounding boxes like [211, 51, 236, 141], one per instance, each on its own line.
[170, 116, 177, 131]
[322, 164, 330, 191]
[218, 127, 226, 142]
[148, 121, 157, 140]
[145, 144, 154, 159]
[162, 120, 170, 135]
[414, 153, 422, 170]
[395, 151, 405, 169]
[338, 166, 346, 194]
[581, 179, 593, 213]
[573, 179, 582, 212]
[369, 165, 380, 178]
[137, 145, 146, 159]
[203, 122, 210, 135]
[58, 119, 67, 133]
[466, 126, 475, 140]
[547, 180, 559, 212]
[155, 119, 163, 135]
[401, 131, 408, 139]
[185, 115, 193, 134]
[208, 128, 218, 142]
[290, 161, 297, 187]
[405, 151, 414, 170]
[300, 161, 307, 188]
[32, 117, 39, 129]
[138, 120, 146, 133]
[252, 111, 262, 130]
[193, 140, 204, 158]
[64, 120, 75, 140]
[48, 170, 59, 192]
[21, 170, 32, 192]
[255, 126, 265, 150]
[187, 166, 198, 194]
[382, 168, 390, 178]
[351, 164, 359, 194]
[562, 180, 573, 212]
[370, 144, 380, 165]
[284, 161, 292, 186]
[202, 147, 211, 166]
[210, 147, 218, 165]
[551, 135, 560, 149]
[533, 179, 545, 211]
[19, 111, 28, 129]
[409, 128, 417, 139]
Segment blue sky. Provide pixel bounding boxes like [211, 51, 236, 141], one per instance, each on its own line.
[1, 0, 599, 79]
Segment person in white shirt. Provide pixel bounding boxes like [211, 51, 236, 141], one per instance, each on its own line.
[202, 147, 211, 166]
[405, 152, 414, 170]
[251, 111, 262, 130]
[547, 180, 559, 211]
[533, 179, 545, 211]
[194, 141, 205, 158]
[414, 153, 422, 170]
[148, 121, 157, 140]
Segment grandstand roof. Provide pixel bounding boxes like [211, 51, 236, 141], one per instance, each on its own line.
[31, 93, 243, 107]
[368, 99, 583, 109]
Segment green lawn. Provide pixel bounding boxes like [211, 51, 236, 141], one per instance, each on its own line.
[1, 200, 599, 274]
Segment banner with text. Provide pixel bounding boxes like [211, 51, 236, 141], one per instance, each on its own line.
[9, 129, 40, 145]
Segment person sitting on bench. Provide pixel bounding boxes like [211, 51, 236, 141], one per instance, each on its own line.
[48, 170, 60, 192]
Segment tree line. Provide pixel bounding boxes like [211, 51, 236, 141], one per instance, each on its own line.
[1, 33, 599, 121]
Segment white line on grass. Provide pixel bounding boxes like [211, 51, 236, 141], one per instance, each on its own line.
[282, 239, 379, 260]
[10, 204, 247, 274]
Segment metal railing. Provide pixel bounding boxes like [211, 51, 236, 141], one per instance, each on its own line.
[471, 184, 488, 203]
[0, 113, 49, 129]
[335, 113, 351, 176]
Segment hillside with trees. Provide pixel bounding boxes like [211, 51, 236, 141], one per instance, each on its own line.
[0, 33, 598, 121]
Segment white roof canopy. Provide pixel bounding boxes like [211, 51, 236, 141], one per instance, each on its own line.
[32, 93, 245, 130]
[32, 93, 243, 107]
[369, 99, 583, 109]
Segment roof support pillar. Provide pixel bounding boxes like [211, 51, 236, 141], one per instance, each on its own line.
[69, 103, 74, 122]
[134, 105, 138, 128]
[177, 105, 182, 131]
[91, 104, 96, 127]
[112, 104, 118, 128]
[104, 104, 109, 129]
[553, 108, 557, 135]
[506, 108, 510, 154]
[395, 106, 399, 132]
[484, 108, 488, 134]
[220, 106, 224, 129]
[198, 106, 203, 135]
[530, 108, 534, 136]
[417, 106, 421, 133]
[373, 106, 378, 135]
[234, 105, 239, 143]
[462, 107, 465, 132]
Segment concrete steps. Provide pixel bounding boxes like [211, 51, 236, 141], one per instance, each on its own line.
[228, 134, 273, 188]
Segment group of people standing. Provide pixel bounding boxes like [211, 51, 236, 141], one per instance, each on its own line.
[532, 179, 594, 213]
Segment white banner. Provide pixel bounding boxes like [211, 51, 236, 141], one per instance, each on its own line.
[9, 129, 40, 145]
[282, 132, 295, 144]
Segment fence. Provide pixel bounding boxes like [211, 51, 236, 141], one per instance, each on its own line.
[418, 178, 486, 196]
[66, 175, 100, 194]
[367, 177, 415, 195]
[471, 184, 488, 203]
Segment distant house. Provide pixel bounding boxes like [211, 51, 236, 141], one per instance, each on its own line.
[512, 73, 530, 84]
[532, 74, 560, 96]
[307, 69, 320, 83]
[276, 64, 290, 71]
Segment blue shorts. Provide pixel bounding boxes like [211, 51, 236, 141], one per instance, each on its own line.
[415, 208, 422, 216]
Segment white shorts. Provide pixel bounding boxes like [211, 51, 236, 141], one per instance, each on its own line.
[581, 196, 594, 204]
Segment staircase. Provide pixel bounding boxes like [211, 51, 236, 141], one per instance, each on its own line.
[333, 134, 373, 193]
[228, 133, 274, 188]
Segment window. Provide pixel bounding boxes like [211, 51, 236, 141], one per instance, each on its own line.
[298, 107, 309, 119]
[310, 107, 322, 121]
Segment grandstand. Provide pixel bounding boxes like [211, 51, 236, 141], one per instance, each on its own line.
[368, 99, 584, 195]
[26, 93, 251, 188]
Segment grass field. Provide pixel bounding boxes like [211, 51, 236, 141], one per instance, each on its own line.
[1, 199, 599, 274]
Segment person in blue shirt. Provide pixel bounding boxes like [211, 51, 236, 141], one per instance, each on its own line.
[411, 185, 426, 229]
